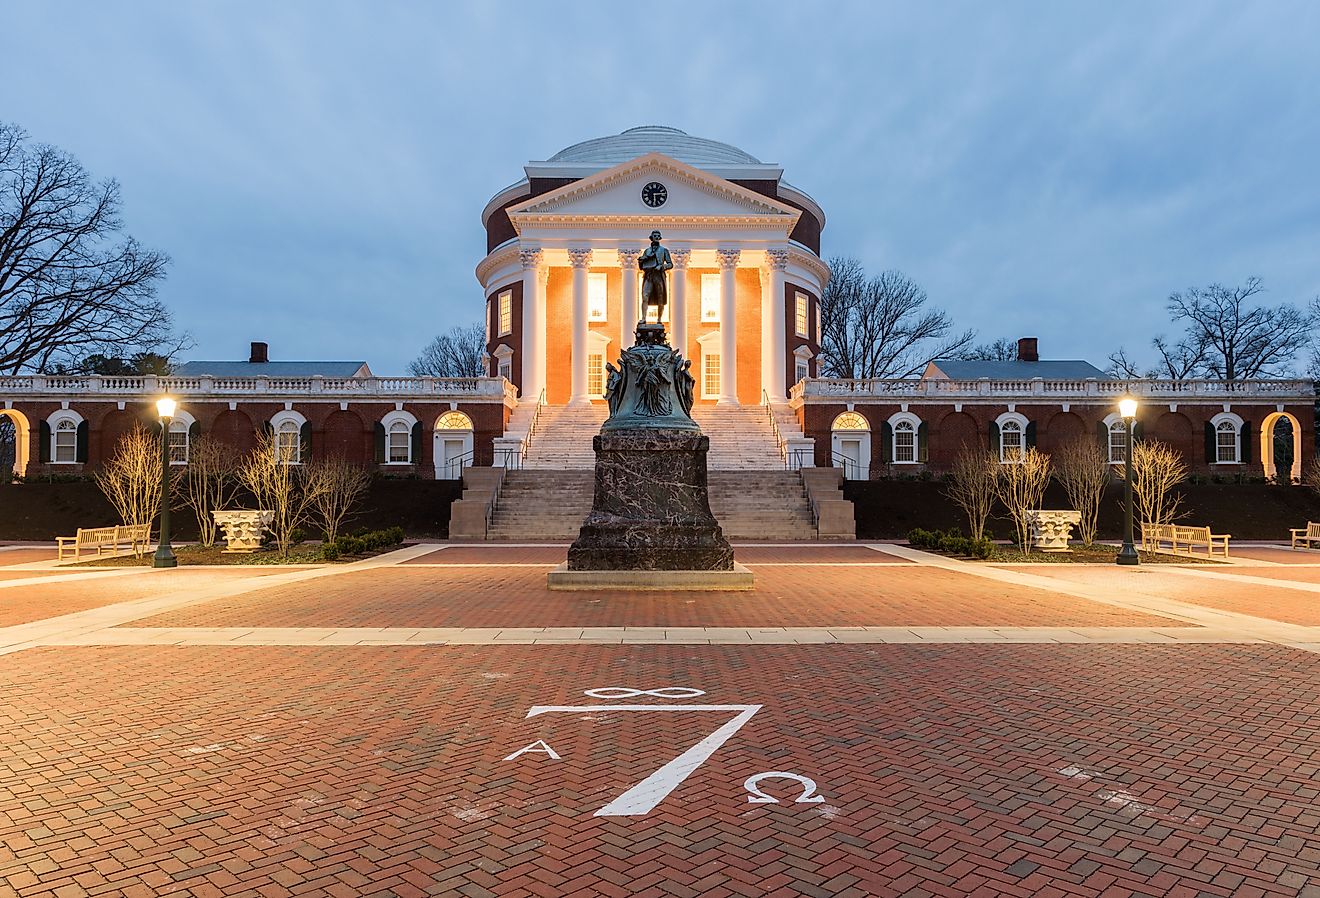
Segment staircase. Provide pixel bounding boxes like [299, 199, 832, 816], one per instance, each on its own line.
[521, 405, 606, 469]
[487, 469, 595, 540]
[691, 405, 785, 469]
[709, 471, 817, 539]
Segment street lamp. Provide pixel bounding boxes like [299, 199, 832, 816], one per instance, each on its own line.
[1116, 395, 1140, 566]
[153, 396, 178, 569]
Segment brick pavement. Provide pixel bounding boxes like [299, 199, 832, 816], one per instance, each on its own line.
[126, 564, 1188, 630]
[1, 643, 1318, 897]
[0, 548, 58, 566]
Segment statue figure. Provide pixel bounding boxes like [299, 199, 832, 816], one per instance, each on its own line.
[638, 230, 672, 324]
[604, 361, 625, 417]
[633, 349, 673, 418]
[674, 353, 695, 416]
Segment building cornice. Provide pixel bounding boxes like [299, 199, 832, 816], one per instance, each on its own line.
[475, 243, 521, 286]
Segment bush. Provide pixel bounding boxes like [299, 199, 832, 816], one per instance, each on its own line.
[322, 526, 405, 559]
[320, 542, 341, 561]
[907, 526, 995, 559]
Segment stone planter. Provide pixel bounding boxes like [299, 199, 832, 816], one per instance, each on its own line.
[212, 510, 274, 553]
[1026, 510, 1081, 552]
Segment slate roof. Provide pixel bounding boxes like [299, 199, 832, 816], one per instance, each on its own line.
[546, 126, 762, 166]
[173, 360, 371, 378]
[924, 359, 1110, 380]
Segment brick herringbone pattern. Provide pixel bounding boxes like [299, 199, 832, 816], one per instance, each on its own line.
[1, 644, 1317, 896]
[125, 565, 1187, 630]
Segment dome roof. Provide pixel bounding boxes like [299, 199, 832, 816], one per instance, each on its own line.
[546, 126, 762, 166]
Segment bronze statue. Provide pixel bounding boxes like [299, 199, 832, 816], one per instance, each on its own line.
[638, 230, 672, 324]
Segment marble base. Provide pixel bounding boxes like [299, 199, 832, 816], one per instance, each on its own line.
[567, 429, 735, 572]
[547, 562, 754, 591]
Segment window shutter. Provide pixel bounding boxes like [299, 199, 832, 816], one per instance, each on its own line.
[1204, 422, 1215, 463]
[75, 421, 89, 463]
[1133, 421, 1144, 441]
[299, 422, 312, 463]
[411, 421, 423, 463]
[879, 421, 892, 463]
[374, 422, 386, 464]
[1096, 419, 1108, 450]
[1025, 421, 1037, 449]
[39, 421, 50, 463]
[189, 420, 201, 440]
[989, 420, 1000, 452]
[1240, 421, 1252, 464]
[917, 422, 929, 463]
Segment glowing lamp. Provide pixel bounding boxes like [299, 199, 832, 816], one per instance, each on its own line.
[156, 397, 177, 419]
[1118, 397, 1138, 419]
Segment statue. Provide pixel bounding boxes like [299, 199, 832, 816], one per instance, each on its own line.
[638, 230, 672, 324]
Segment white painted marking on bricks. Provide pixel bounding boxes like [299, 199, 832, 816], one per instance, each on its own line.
[583, 686, 706, 699]
[503, 740, 561, 761]
[744, 771, 826, 804]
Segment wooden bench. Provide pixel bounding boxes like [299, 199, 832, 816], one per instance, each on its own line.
[1172, 525, 1231, 558]
[56, 524, 151, 561]
[1140, 523, 1177, 553]
[1291, 521, 1320, 550]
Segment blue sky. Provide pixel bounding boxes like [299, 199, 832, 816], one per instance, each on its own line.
[4, 1, 1318, 374]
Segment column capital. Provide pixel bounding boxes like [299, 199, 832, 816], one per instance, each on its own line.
[716, 248, 741, 270]
[617, 247, 642, 267]
[671, 248, 692, 269]
[764, 247, 790, 271]
[518, 247, 543, 270]
[568, 248, 593, 269]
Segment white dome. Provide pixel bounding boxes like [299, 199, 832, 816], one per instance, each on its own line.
[546, 126, 762, 166]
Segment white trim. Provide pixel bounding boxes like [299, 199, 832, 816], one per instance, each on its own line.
[497, 289, 513, 337]
[995, 411, 1029, 464]
[887, 411, 922, 465]
[1210, 412, 1244, 464]
[47, 409, 83, 465]
[793, 291, 809, 338]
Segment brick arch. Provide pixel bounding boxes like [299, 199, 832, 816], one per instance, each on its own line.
[1040, 411, 1085, 454]
[209, 409, 257, 456]
[323, 409, 367, 463]
[97, 408, 146, 464]
[931, 410, 979, 467]
[1150, 411, 1194, 461]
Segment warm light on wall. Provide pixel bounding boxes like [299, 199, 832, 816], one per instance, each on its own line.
[156, 397, 177, 419]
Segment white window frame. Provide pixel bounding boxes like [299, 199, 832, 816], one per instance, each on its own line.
[588, 272, 608, 323]
[588, 353, 605, 397]
[492, 343, 514, 387]
[168, 410, 196, 466]
[498, 289, 512, 337]
[380, 410, 419, 465]
[696, 331, 721, 399]
[269, 410, 307, 465]
[47, 410, 84, 465]
[793, 345, 814, 387]
[700, 273, 720, 323]
[996, 411, 1029, 464]
[888, 412, 922, 465]
[1101, 412, 1127, 465]
[794, 292, 809, 338]
[1211, 412, 1243, 464]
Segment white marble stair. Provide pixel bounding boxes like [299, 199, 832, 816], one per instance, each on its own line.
[691, 405, 785, 470]
[486, 470, 596, 540]
[521, 405, 607, 470]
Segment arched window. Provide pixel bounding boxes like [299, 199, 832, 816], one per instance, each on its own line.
[1000, 420, 1023, 462]
[276, 420, 300, 464]
[1216, 420, 1239, 463]
[831, 411, 869, 431]
[387, 421, 411, 463]
[892, 420, 916, 463]
[53, 419, 78, 464]
[168, 419, 190, 465]
[1108, 419, 1127, 464]
[436, 411, 473, 430]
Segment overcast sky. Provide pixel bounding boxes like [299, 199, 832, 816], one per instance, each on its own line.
[4, 1, 1318, 374]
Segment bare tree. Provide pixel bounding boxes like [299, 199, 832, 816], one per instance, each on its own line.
[1124, 440, 1187, 528]
[946, 448, 999, 540]
[179, 435, 241, 547]
[409, 323, 486, 377]
[237, 429, 326, 558]
[819, 258, 973, 379]
[1109, 334, 1208, 380]
[1053, 438, 1111, 546]
[305, 455, 372, 544]
[94, 425, 162, 556]
[957, 338, 1018, 362]
[1106, 347, 1143, 379]
[0, 122, 179, 374]
[1167, 278, 1314, 380]
[995, 448, 1051, 553]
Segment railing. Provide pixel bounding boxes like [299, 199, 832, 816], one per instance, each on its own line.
[443, 450, 474, 481]
[831, 450, 862, 481]
[791, 376, 1315, 402]
[493, 446, 522, 470]
[0, 374, 519, 401]
[524, 388, 547, 454]
[786, 447, 813, 471]
[762, 388, 813, 472]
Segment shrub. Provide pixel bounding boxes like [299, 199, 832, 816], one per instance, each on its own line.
[320, 542, 341, 561]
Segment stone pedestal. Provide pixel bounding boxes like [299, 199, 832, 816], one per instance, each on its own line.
[212, 510, 273, 553]
[1027, 509, 1082, 552]
[567, 430, 734, 572]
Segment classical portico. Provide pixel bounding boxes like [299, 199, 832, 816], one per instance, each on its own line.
[477, 130, 829, 409]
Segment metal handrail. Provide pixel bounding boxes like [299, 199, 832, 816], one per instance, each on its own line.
[443, 450, 474, 481]
[524, 388, 547, 453]
[761, 388, 792, 469]
[832, 449, 861, 480]
[493, 447, 522, 470]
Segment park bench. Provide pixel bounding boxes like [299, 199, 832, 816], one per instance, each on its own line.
[1172, 524, 1231, 558]
[1290, 521, 1320, 550]
[56, 524, 151, 561]
[1140, 523, 1177, 553]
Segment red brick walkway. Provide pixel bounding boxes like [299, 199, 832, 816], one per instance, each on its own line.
[127, 565, 1187, 630]
[1, 643, 1316, 897]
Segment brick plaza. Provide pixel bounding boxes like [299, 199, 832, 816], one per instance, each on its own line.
[2, 543, 1320, 897]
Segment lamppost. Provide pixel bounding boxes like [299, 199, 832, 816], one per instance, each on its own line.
[153, 397, 178, 569]
[1116, 395, 1140, 566]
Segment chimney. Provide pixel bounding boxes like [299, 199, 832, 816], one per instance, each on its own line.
[1016, 337, 1038, 363]
[249, 341, 269, 364]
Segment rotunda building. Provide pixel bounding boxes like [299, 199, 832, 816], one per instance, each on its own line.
[476, 126, 829, 407]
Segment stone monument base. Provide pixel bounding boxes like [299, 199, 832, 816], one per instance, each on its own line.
[547, 562, 754, 591]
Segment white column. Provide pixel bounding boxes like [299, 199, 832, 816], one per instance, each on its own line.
[716, 248, 740, 405]
[764, 248, 790, 402]
[518, 248, 544, 400]
[618, 248, 641, 350]
[670, 248, 690, 360]
[568, 248, 593, 406]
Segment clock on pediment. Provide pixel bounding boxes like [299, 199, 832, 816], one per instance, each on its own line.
[640, 181, 668, 208]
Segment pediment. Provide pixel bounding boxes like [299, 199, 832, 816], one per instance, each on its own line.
[506, 153, 801, 228]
